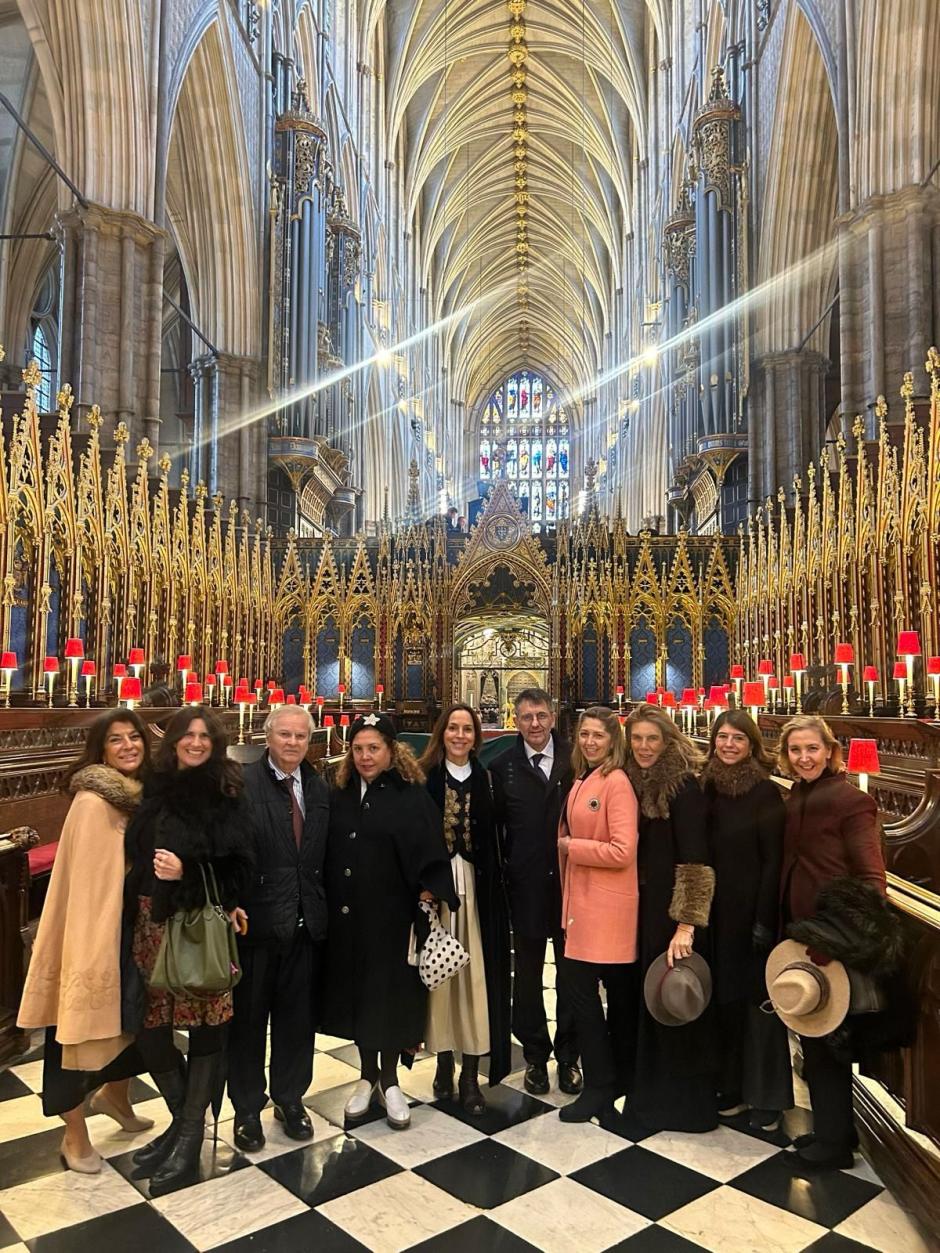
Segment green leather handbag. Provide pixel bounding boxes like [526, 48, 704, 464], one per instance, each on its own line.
[149, 863, 242, 998]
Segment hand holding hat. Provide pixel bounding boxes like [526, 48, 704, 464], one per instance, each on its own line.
[644, 952, 712, 1026]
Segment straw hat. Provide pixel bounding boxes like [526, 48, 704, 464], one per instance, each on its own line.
[644, 952, 712, 1026]
[764, 940, 850, 1037]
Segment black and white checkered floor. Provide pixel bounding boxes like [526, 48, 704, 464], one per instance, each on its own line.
[0, 965, 931, 1252]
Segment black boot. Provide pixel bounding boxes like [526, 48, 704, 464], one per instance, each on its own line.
[458, 1056, 485, 1115]
[433, 1051, 455, 1100]
[147, 1053, 217, 1197]
[559, 1085, 617, 1124]
[132, 1062, 187, 1178]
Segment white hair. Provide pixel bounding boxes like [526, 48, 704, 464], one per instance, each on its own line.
[263, 705, 315, 739]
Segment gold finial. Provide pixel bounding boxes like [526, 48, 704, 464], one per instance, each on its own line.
[56, 383, 74, 415]
[0, 344, 5, 363]
[852, 414, 864, 440]
[836, 430, 846, 453]
[114, 422, 130, 446]
[777, 487, 786, 504]
[874, 394, 888, 420]
[87, 405, 102, 432]
[213, 491, 224, 511]
[926, 346, 940, 375]
[22, 358, 41, 390]
[900, 372, 914, 401]
[159, 453, 172, 475]
[195, 480, 208, 500]
[136, 438, 154, 462]
[180, 468, 190, 489]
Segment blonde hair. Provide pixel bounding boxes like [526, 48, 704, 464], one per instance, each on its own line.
[335, 737, 426, 788]
[777, 714, 844, 776]
[571, 706, 628, 776]
[625, 702, 706, 773]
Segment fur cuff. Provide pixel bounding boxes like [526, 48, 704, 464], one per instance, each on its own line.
[668, 863, 715, 927]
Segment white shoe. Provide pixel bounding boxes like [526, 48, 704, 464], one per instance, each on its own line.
[377, 1084, 410, 1130]
[344, 1080, 376, 1121]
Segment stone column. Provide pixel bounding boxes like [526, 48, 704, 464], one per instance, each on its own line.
[752, 350, 829, 499]
[56, 202, 165, 450]
[214, 353, 264, 514]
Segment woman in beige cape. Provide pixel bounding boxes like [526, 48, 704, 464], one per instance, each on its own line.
[18, 709, 160, 1172]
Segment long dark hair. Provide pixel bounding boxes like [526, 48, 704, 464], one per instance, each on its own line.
[707, 709, 776, 770]
[154, 705, 242, 796]
[62, 708, 150, 791]
[419, 703, 483, 772]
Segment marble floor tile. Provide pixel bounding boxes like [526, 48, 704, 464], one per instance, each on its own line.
[662, 1184, 828, 1253]
[305, 1054, 361, 1094]
[259, 1132, 401, 1207]
[430, 1081, 554, 1135]
[6, 1059, 44, 1094]
[0, 1072, 32, 1104]
[0, 1161, 141, 1241]
[406, 1213, 541, 1251]
[316, 1034, 355, 1051]
[572, 1146, 718, 1222]
[351, 1103, 486, 1169]
[23, 1200, 197, 1252]
[108, 1133, 252, 1200]
[210, 1207, 367, 1252]
[0, 1094, 50, 1144]
[802, 1234, 881, 1252]
[0, 1210, 21, 1248]
[642, 1125, 783, 1183]
[479, 1043, 526, 1079]
[493, 1108, 627, 1176]
[0, 1127, 68, 1189]
[840, 1156, 883, 1189]
[490, 1175, 650, 1252]
[317, 1169, 476, 1253]
[833, 1193, 933, 1253]
[500, 1062, 579, 1110]
[397, 1057, 441, 1104]
[730, 1151, 882, 1228]
[149, 1164, 309, 1250]
[85, 1097, 173, 1159]
[607, 1224, 711, 1251]
[216, 1105, 337, 1163]
[414, 1138, 558, 1209]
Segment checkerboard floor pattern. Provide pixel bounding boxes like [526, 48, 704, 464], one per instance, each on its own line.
[0, 953, 932, 1253]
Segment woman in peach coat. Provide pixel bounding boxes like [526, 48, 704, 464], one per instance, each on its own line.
[558, 705, 639, 1125]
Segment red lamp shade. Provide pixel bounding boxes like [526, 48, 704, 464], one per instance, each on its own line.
[64, 637, 84, 660]
[757, 659, 773, 676]
[43, 656, 59, 674]
[768, 676, 780, 689]
[708, 685, 727, 705]
[615, 684, 624, 695]
[128, 647, 145, 666]
[680, 688, 698, 706]
[783, 676, 794, 689]
[847, 739, 881, 776]
[862, 665, 879, 683]
[215, 660, 229, 674]
[0, 651, 17, 669]
[221, 675, 232, 689]
[340, 714, 350, 727]
[234, 684, 250, 702]
[660, 692, 678, 708]
[375, 684, 384, 693]
[645, 691, 659, 704]
[270, 688, 285, 704]
[121, 677, 142, 701]
[205, 674, 216, 687]
[927, 657, 940, 676]
[834, 643, 854, 665]
[742, 681, 765, 707]
[112, 663, 127, 678]
[698, 687, 705, 697]
[177, 655, 192, 671]
[286, 694, 297, 705]
[338, 683, 347, 694]
[185, 681, 203, 703]
[730, 664, 745, 680]
[267, 680, 276, 690]
[254, 679, 263, 690]
[80, 660, 96, 677]
[789, 653, 806, 671]
[316, 695, 324, 705]
[323, 715, 335, 727]
[892, 661, 908, 680]
[897, 631, 921, 656]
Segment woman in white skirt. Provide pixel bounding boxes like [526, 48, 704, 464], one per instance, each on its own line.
[420, 705, 511, 1113]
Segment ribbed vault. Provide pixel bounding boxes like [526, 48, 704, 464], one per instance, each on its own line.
[361, 0, 661, 422]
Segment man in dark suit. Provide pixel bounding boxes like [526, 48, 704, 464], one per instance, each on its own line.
[228, 707, 329, 1150]
[491, 688, 582, 1096]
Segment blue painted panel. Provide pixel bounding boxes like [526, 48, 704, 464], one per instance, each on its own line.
[665, 616, 693, 693]
[582, 623, 598, 701]
[316, 614, 340, 695]
[630, 616, 656, 699]
[703, 615, 730, 690]
[282, 618, 305, 693]
[350, 617, 375, 698]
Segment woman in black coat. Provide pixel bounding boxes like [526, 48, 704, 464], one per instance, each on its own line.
[419, 704, 511, 1113]
[123, 706, 253, 1195]
[625, 703, 718, 1133]
[702, 710, 792, 1130]
[321, 714, 457, 1131]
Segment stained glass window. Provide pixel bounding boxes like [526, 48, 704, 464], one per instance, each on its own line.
[478, 369, 570, 527]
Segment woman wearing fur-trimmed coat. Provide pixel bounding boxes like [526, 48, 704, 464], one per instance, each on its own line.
[625, 704, 718, 1133]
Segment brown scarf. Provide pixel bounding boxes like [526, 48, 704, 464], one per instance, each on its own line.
[700, 755, 769, 798]
[626, 741, 695, 820]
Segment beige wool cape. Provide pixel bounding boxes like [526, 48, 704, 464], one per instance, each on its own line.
[18, 765, 142, 1070]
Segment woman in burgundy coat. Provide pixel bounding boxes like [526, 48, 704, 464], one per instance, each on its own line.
[778, 715, 886, 1170]
[558, 706, 639, 1126]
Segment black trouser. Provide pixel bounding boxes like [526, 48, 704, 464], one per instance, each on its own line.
[512, 930, 578, 1066]
[228, 928, 319, 1117]
[717, 999, 793, 1112]
[564, 959, 636, 1090]
[800, 1034, 855, 1149]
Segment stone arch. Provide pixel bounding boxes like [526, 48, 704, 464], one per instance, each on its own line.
[165, 20, 258, 357]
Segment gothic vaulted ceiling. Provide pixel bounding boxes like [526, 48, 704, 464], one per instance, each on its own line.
[361, 0, 666, 417]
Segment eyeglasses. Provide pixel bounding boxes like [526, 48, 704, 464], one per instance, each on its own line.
[517, 712, 551, 725]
